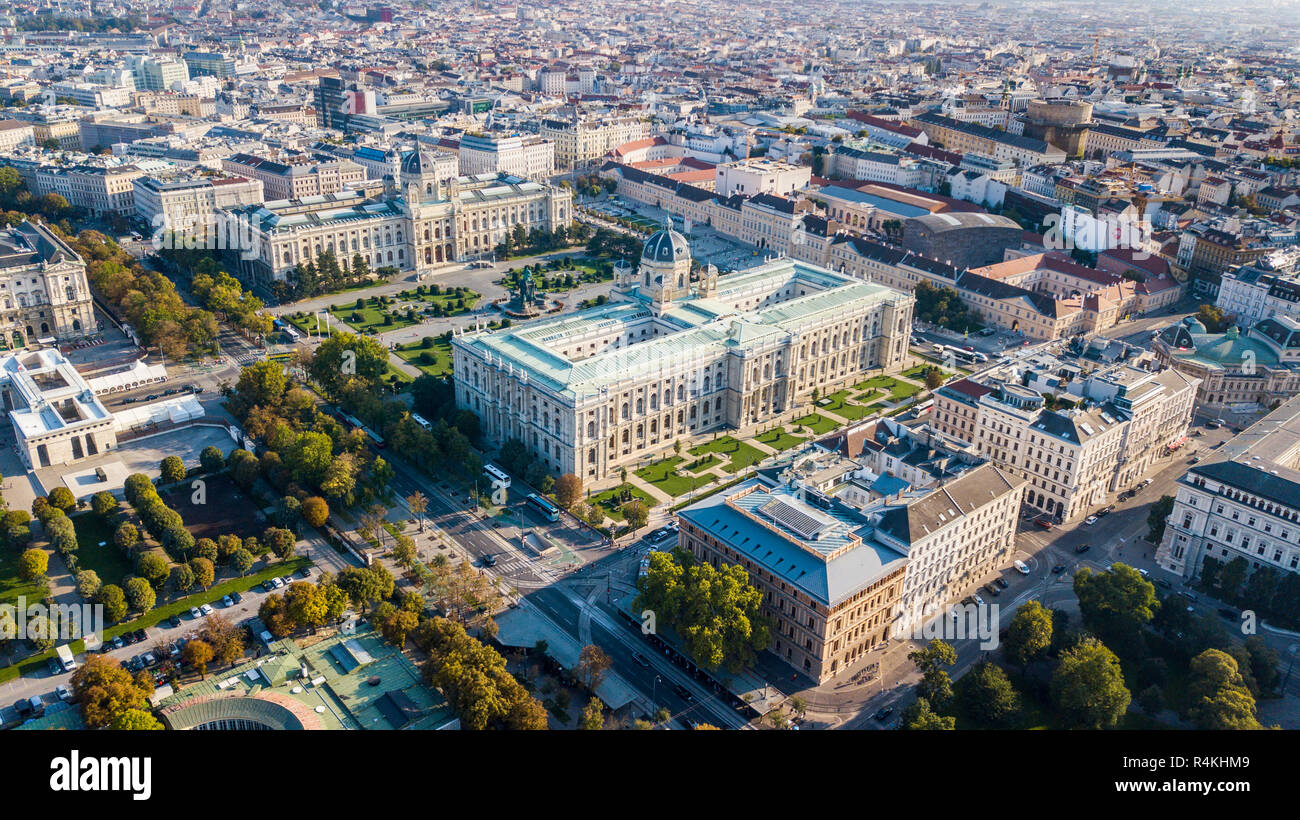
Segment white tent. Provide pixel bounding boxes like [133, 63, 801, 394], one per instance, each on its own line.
[87, 361, 168, 394]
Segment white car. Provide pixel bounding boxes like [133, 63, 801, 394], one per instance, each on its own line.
[270, 577, 285, 589]
[1084, 515, 1098, 526]
[189, 606, 202, 619]
[973, 593, 986, 606]
[199, 603, 214, 616]
[1013, 560, 1030, 575]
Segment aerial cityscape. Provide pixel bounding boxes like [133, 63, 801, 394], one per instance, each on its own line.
[0, 0, 1298, 757]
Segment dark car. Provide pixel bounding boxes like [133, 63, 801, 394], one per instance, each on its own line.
[673, 683, 695, 702]
[1156, 578, 1172, 589]
[110, 635, 125, 650]
[632, 652, 651, 668]
[481, 553, 497, 567]
[47, 657, 62, 676]
[14, 697, 34, 718]
[1051, 564, 1067, 574]
[1096, 506, 1114, 517]
[1188, 456, 1200, 464]
[983, 583, 1001, 597]
[1075, 543, 1091, 554]
[874, 706, 895, 722]
[145, 394, 159, 401]
[230, 591, 243, 604]
[167, 615, 182, 628]
[961, 596, 975, 606]
[297, 566, 312, 579]
[993, 577, 1009, 590]
[132, 629, 147, 644]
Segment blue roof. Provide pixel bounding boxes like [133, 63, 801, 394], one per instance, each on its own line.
[677, 479, 908, 607]
[820, 186, 930, 218]
[871, 474, 910, 496]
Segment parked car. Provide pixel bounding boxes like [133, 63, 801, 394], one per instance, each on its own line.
[1075, 543, 1091, 554]
[13, 697, 34, 718]
[993, 577, 1009, 589]
[278, 577, 293, 588]
[110, 635, 125, 650]
[874, 706, 895, 721]
[230, 591, 243, 604]
[1051, 564, 1067, 574]
[973, 593, 986, 605]
[199, 603, 214, 616]
[222, 595, 234, 608]
[140, 651, 156, 668]
[297, 566, 312, 579]
[1084, 515, 1098, 526]
[632, 652, 651, 668]
[47, 657, 62, 676]
[55, 685, 72, 703]
[167, 615, 182, 628]
[982, 583, 1001, 597]
[270, 577, 284, 589]
[189, 606, 202, 619]
[1013, 560, 1030, 575]
[1097, 506, 1114, 517]
[1034, 518, 1054, 530]
[1156, 578, 1172, 589]
[961, 596, 975, 606]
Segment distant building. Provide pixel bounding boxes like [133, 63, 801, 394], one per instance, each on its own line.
[457, 133, 555, 180]
[902, 212, 1023, 269]
[0, 347, 116, 469]
[1153, 316, 1300, 412]
[0, 220, 95, 347]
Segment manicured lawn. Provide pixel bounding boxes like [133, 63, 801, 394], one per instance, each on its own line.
[71, 513, 133, 588]
[395, 338, 454, 377]
[851, 375, 921, 401]
[590, 484, 657, 518]
[754, 427, 806, 452]
[903, 364, 955, 382]
[689, 436, 767, 473]
[821, 390, 872, 421]
[634, 457, 716, 497]
[331, 290, 479, 334]
[790, 413, 840, 435]
[683, 454, 720, 472]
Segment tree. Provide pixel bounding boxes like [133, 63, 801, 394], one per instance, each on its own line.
[1004, 600, 1053, 668]
[909, 639, 958, 709]
[160, 455, 186, 484]
[1051, 637, 1131, 729]
[954, 660, 1021, 727]
[91, 491, 118, 518]
[114, 522, 139, 553]
[377, 606, 419, 648]
[580, 697, 605, 730]
[75, 569, 102, 600]
[1074, 563, 1160, 657]
[634, 549, 771, 673]
[1147, 495, 1175, 544]
[406, 491, 428, 530]
[17, 547, 47, 581]
[98, 585, 127, 623]
[901, 697, 956, 730]
[302, 496, 330, 528]
[182, 638, 214, 678]
[259, 594, 294, 637]
[575, 644, 612, 691]
[284, 582, 328, 632]
[390, 534, 417, 570]
[231, 548, 254, 576]
[46, 515, 77, 555]
[135, 552, 169, 587]
[1187, 649, 1261, 730]
[108, 708, 163, 730]
[69, 655, 152, 728]
[622, 500, 649, 532]
[235, 359, 288, 409]
[199, 613, 245, 667]
[199, 445, 225, 473]
[48, 486, 76, 512]
[419, 616, 548, 730]
[124, 577, 155, 614]
[190, 557, 215, 590]
[263, 526, 296, 560]
[923, 367, 945, 391]
[1194, 303, 1230, 334]
[171, 563, 196, 593]
[554, 474, 582, 510]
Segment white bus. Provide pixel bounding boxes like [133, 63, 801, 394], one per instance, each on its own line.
[483, 463, 511, 489]
[410, 412, 433, 431]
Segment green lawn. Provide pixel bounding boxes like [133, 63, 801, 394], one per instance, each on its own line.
[0, 556, 310, 684]
[71, 513, 133, 588]
[634, 456, 716, 497]
[0, 546, 46, 609]
[821, 390, 873, 421]
[753, 427, 806, 452]
[688, 436, 767, 474]
[851, 375, 921, 401]
[903, 364, 955, 382]
[683, 454, 720, 472]
[394, 338, 454, 377]
[590, 484, 657, 517]
[331, 290, 480, 335]
[790, 413, 840, 435]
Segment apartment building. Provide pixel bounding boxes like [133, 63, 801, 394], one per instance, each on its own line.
[1156, 392, 1300, 589]
[714, 158, 811, 198]
[222, 153, 366, 201]
[931, 361, 1198, 522]
[133, 174, 265, 235]
[913, 112, 1067, 167]
[1214, 251, 1300, 327]
[540, 113, 649, 169]
[0, 120, 35, 152]
[457, 133, 555, 180]
[830, 146, 931, 188]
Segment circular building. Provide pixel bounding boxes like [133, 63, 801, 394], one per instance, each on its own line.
[901, 212, 1024, 269]
[160, 692, 325, 731]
